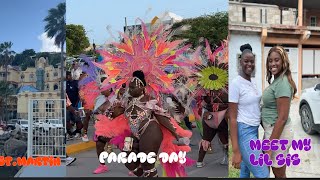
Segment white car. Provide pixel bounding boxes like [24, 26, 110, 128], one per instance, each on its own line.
[299, 83, 320, 134]
[47, 119, 64, 129]
[15, 119, 29, 133]
[34, 119, 63, 131]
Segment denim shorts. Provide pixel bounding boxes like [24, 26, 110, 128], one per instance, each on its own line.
[238, 122, 270, 178]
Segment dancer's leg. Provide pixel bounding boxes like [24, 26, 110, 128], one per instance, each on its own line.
[139, 121, 163, 177]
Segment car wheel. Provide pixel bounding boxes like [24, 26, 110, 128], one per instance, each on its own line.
[7, 126, 13, 131]
[300, 104, 316, 135]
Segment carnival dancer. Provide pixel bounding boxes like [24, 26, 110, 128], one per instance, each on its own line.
[187, 40, 229, 168]
[91, 19, 196, 177]
[120, 70, 193, 177]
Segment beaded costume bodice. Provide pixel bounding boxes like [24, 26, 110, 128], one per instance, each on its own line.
[124, 95, 168, 139]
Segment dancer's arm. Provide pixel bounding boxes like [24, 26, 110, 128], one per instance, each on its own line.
[153, 113, 179, 140]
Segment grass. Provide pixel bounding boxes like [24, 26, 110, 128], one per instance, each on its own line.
[228, 139, 254, 178]
[228, 141, 240, 178]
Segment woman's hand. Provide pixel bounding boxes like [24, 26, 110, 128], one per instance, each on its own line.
[203, 111, 211, 120]
[200, 139, 210, 151]
[232, 150, 242, 169]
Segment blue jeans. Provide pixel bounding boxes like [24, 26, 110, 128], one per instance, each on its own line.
[238, 122, 269, 178]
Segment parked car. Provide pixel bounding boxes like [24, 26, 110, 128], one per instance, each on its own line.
[0, 121, 6, 131]
[15, 119, 29, 133]
[48, 119, 63, 129]
[34, 119, 63, 131]
[6, 119, 18, 131]
[299, 83, 320, 134]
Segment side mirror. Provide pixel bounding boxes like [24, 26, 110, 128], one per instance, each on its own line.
[315, 84, 320, 91]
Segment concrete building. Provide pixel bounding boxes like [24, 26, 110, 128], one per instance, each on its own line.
[229, 0, 320, 96]
[17, 91, 61, 119]
[123, 12, 184, 37]
[0, 56, 63, 120]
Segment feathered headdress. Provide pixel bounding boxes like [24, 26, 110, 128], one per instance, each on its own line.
[78, 55, 100, 87]
[92, 19, 194, 97]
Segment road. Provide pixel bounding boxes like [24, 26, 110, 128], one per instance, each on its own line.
[67, 126, 228, 177]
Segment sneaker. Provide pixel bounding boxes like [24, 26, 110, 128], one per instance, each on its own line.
[128, 171, 135, 176]
[220, 156, 228, 165]
[74, 133, 81, 139]
[196, 162, 204, 168]
[66, 157, 76, 166]
[82, 134, 89, 142]
[93, 164, 109, 174]
[66, 134, 73, 141]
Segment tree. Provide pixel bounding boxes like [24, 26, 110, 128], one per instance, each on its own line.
[0, 81, 17, 120]
[66, 24, 90, 56]
[0, 42, 16, 122]
[171, 12, 228, 48]
[44, 2, 66, 100]
[12, 49, 36, 70]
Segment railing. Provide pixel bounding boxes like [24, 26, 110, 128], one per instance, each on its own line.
[27, 99, 66, 159]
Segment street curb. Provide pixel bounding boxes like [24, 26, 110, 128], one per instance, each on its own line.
[66, 140, 95, 155]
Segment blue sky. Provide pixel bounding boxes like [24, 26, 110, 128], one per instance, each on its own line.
[0, 0, 64, 53]
[67, 0, 228, 46]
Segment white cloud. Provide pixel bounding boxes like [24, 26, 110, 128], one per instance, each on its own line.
[38, 33, 60, 52]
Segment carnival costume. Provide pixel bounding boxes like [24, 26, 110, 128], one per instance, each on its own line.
[91, 19, 196, 177]
[189, 40, 229, 167]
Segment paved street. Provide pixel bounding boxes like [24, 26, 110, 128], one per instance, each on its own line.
[67, 126, 228, 177]
[258, 99, 320, 178]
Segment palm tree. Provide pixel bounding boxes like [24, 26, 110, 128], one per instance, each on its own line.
[0, 42, 16, 122]
[44, 2, 66, 100]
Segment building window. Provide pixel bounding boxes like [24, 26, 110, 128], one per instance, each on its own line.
[46, 84, 50, 91]
[54, 72, 58, 77]
[21, 74, 25, 79]
[242, 7, 246, 22]
[33, 100, 39, 112]
[311, 16, 317, 26]
[54, 84, 59, 91]
[280, 9, 283, 24]
[260, 9, 263, 23]
[46, 100, 55, 112]
[265, 9, 267, 24]
[30, 74, 34, 81]
[47, 73, 50, 78]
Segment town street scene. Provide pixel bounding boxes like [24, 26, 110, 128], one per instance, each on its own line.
[0, 0, 66, 177]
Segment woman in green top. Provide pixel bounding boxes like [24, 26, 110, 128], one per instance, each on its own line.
[262, 46, 297, 178]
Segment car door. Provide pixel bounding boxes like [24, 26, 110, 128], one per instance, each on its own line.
[309, 83, 320, 124]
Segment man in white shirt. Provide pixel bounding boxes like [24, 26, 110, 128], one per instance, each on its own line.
[71, 62, 82, 80]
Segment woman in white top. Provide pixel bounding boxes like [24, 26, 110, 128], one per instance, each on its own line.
[229, 44, 269, 178]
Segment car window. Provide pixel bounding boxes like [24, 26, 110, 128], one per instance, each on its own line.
[21, 121, 28, 124]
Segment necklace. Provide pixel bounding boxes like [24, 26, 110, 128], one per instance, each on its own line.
[127, 94, 145, 115]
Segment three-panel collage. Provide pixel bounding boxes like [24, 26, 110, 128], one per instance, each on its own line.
[1, 0, 319, 178]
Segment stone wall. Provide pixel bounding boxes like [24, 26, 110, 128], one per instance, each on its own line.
[229, 2, 296, 26]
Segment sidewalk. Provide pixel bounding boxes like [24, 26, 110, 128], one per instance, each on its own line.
[66, 121, 96, 155]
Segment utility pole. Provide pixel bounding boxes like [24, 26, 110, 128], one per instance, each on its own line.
[4, 54, 8, 123]
[125, 17, 128, 33]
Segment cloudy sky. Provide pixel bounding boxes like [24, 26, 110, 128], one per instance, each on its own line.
[0, 0, 64, 53]
[67, 0, 228, 46]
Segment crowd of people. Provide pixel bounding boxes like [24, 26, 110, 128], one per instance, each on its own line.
[64, 20, 229, 177]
